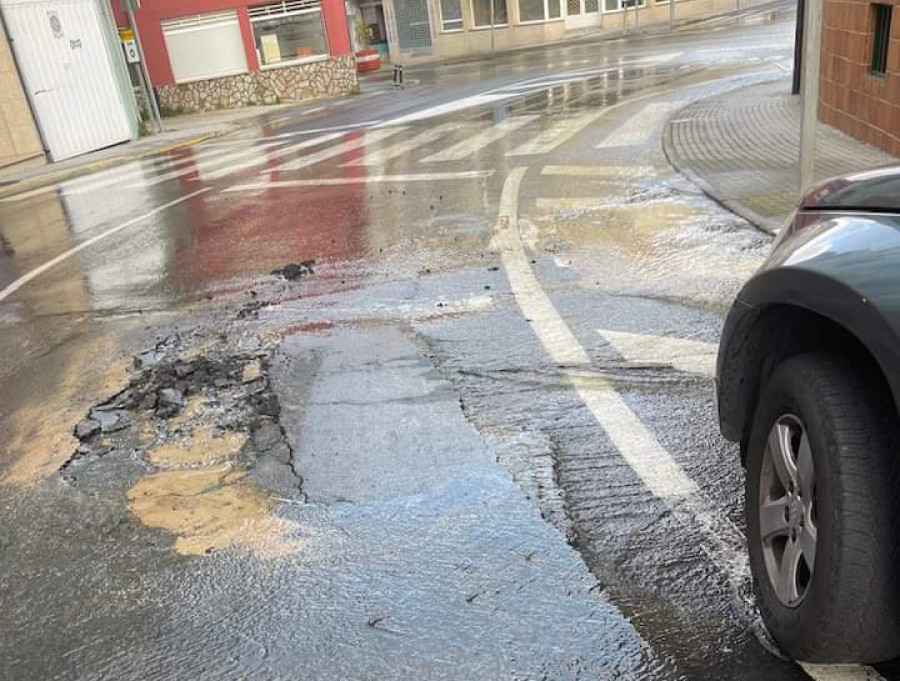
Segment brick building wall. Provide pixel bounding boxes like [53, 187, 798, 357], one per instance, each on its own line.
[0, 19, 43, 169]
[821, 0, 900, 155]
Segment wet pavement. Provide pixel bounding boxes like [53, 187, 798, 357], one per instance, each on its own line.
[4, 4, 894, 679]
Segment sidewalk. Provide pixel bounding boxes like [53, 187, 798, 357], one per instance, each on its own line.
[663, 78, 898, 233]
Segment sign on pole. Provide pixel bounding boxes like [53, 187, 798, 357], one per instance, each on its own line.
[119, 28, 139, 63]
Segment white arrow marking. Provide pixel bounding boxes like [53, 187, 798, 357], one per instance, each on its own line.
[598, 329, 717, 378]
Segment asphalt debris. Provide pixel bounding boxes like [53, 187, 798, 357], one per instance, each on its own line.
[271, 260, 315, 280]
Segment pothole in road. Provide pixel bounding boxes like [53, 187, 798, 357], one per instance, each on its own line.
[62, 338, 303, 557]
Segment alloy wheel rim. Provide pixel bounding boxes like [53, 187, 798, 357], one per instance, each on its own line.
[759, 414, 818, 608]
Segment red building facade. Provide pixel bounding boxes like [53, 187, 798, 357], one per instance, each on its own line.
[112, 0, 356, 112]
[821, 0, 900, 155]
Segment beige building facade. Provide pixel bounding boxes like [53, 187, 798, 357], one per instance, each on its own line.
[349, 0, 768, 65]
[0, 18, 42, 170]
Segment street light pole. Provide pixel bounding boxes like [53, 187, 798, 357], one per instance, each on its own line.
[490, 0, 495, 55]
[669, 0, 675, 27]
[799, 0, 822, 194]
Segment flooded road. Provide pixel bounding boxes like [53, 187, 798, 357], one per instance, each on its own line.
[4, 5, 888, 680]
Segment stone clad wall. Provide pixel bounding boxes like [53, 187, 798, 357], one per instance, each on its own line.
[157, 56, 357, 114]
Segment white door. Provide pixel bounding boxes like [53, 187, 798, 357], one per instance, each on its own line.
[564, 0, 601, 29]
[1, 0, 133, 161]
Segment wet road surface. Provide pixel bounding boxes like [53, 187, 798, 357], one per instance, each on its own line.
[4, 5, 895, 680]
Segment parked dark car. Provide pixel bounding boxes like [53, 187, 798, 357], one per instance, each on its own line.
[716, 166, 900, 663]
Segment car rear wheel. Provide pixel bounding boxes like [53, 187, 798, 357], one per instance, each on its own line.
[746, 352, 900, 662]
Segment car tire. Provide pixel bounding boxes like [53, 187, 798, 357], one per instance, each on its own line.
[746, 352, 900, 663]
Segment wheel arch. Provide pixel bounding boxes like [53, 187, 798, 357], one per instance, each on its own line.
[718, 299, 900, 461]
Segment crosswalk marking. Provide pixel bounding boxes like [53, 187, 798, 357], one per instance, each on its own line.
[272, 128, 406, 172]
[0, 145, 241, 202]
[596, 101, 687, 149]
[343, 123, 461, 167]
[542, 165, 655, 177]
[136, 141, 291, 185]
[199, 133, 345, 179]
[421, 116, 538, 163]
[224, 171, 493, 192]
[507, 111, 603, 156]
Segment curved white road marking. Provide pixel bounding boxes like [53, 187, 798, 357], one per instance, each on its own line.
[494, 166, 885, 681]
[0, 189, 211, 303]
[495, 167, 697, 500]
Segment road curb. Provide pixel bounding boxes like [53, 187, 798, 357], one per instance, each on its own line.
[0, 130, 227, 201]
[662, 94, 782, 236]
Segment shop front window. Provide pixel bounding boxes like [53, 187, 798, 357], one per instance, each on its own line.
[440, 0, 464, 30]
[519, 0, 560, 21]
[249, 0, 328, 66]
[472, 0, 508, 27]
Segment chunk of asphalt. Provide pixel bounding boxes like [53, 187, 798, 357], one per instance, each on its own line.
[252, 422, 282, 452]
[248, 457, 301, 492]
[271, 260, 315, 281]
[156, 388, 185, 417]
[267, 441, 292, 464]
[134, 350, 162, 369]
[90, 409, 129, 433]
[74, 419, 101, 440]
[241, 360, 262, 384]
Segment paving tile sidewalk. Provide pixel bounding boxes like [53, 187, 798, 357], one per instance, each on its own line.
[664, 78, 898, 233]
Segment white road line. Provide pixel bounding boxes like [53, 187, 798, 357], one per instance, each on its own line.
[495, 167, 698, 499]
[260, 120, 383, 139]
[0, 189, 210, 303]
[343, 123, 461, 166]
[596, 101, 688, 149]
[507, 110, 605, 156]
[498, 164, 882, 681]
[801, 664, 887, 681]
[597, 329, 717, 378]
[421, 116, 538, 163]
[224, 171, 493, 192]
[380, 94, 515, 126]
[273, 128, 405, 172]
[202, 132, 346, 179]
[542, 165, 655, 177]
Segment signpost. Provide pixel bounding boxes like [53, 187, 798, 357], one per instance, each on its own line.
[799, 0, 822, 194]
[120, 0, 162, 133]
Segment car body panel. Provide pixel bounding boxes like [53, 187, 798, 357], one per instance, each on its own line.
[717, 211, 900, 443]
[802, 165, 900, 212]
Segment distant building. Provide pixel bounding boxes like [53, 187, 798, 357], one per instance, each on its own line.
[345, 0, 757, 64]
[110, 0, 358, 114]
[820, 0, 900, 156]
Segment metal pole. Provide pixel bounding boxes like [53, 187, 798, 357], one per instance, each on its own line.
[669, 0, 675, 27]
[126, 7, 162, 133]
[635, 0, 639, 29]
[792, 0, 805, 95]
[490, 0, 495, 55]
[799, 0, 822, 194]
